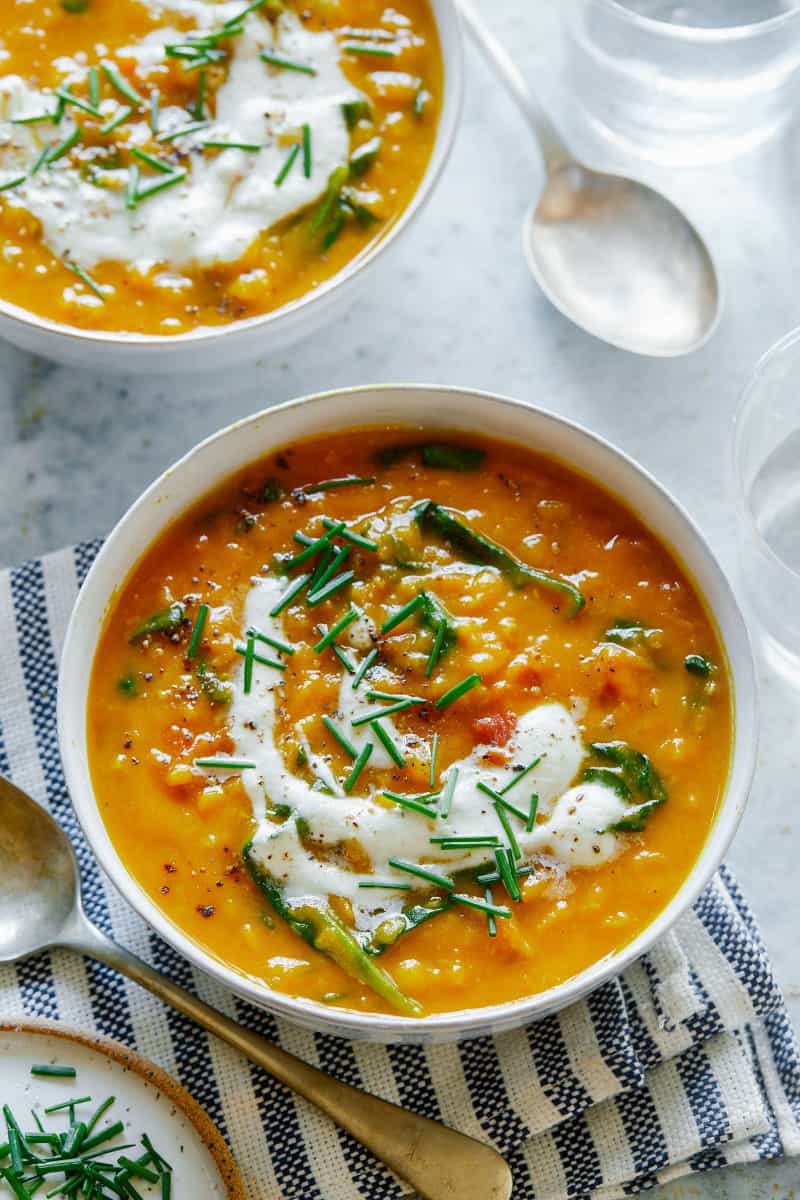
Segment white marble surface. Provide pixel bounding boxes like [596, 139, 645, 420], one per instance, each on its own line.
[0, 3, 798, 1196]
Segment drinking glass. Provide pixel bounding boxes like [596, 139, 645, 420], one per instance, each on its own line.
[732, 328, 800, 680]
[562, 0, 800, 164]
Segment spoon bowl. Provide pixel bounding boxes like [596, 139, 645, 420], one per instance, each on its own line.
[526, 162, 721, 356]
[0, 773, 513, 1200]
[0, 775, 80, 962]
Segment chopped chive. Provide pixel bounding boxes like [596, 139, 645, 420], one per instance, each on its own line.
[30, 1065, 76, 1078]
[150, 88, 160, 134]
[494, 802, 522, 860]
[0, 174, 26, 194]
[344, 742, 373, 792]
[477, 782, 528, 823]
[413, 85, 430, 117]
[301, 123, 312, 177]
[134, 167, 187, 204]
[54, 88, 102, 118]
[203, 140, 261, 152]
[352, 647, 378, 690]
[358, 880, 412, 890]
[453, 893, 511, 919]
[3, 1168, 29, 1200]
[118, 1157, 159, 1184]
[234, 644, 286, 670]
[89, 68, 100, 109]
[242, 636, 255, 694]
[429, 840, 496, 849]
[305, 475, 376, 493]
[65, 261, 105, 300]
[29, 144, 51, 176]
[306, 570, 355, 607]
[100, 104, 133, 134]
[388, 858, 453, 890]
[101, 62, 143, 106]
[128, 147, 174, 174]
[312, 544, 351, 593]
[156, 121, 210, 142]
[370, 719, 405, 767]
[285, 523, 344, 569]
[322, 716, 358, 759]
[194, 68, 206, 120]
[314, 607, 358, 651]
[365, 690, 425, 704]
[435, 673, 481, 710]
[485, 886, 497, 937]
[340, 26, 396, 40]
[382, 790, 439, 803]
[526, 793, 539, 833]
[274, 142, 300, 186]
[194, 757, 256, 770]
[260, 50, 317, 75]
[224, 0, 270, 22]
[46, 126, 81, 164]
[247, 626, 294, 655]
[11, 112, 58, 125]
[381, 594, 424, 633]
[126, 162, 140, 209]
[80, 1120, 125, 1153]
[85, 1097, 115, 1136]
[380, 791, 436, 817]
[322, 516, 378, 551]
[327, 638, 356, 673]
[476, 864, 535, 886]
[426, 619, 447, 678]
[343, 42, 398, 58]
[351, 698, 414, 727]
[61, 1121, 88, 1156]
[269, 572, 311, 615]
[187, 603, 209, 658]
[42, 1099, 89, 1113]
[500, 757, 542, 795]
[439, 767, 459, 819]
[429, 732, 439, 788]
[494, 847, 521, 902]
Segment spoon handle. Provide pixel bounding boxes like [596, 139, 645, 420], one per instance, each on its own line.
[65, 919, 512, 1200]
[456, 0, 568, 169]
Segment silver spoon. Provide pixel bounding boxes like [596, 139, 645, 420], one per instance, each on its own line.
[457, 0, 722, 357]
[0, 774, 512, 1200]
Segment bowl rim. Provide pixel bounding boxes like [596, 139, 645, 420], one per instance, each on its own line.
[58, 384, 759, 1040]
[0, 0, 463, 350]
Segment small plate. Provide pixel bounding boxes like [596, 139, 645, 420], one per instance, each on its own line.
[0, 1019, 246, 1199]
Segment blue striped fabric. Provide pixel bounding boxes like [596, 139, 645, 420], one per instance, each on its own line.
[1, 541, 799, 1200]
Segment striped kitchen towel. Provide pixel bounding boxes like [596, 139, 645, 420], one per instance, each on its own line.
[1, 541, 799, 1200]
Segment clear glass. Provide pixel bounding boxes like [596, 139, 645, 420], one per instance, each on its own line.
[732, 328, 800, 681]
[562, 0, 800, 164]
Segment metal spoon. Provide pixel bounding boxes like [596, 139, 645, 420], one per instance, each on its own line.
[0, 774, 512, 1200]
[457, 0, 721, 357]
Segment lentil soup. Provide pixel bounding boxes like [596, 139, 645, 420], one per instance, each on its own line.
[0, 0, 442, 335]
[87, 427, 732, 1017]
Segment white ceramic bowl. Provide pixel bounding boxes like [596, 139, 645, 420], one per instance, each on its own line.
[58, 385, 758, 1043]
[0, 3, 462, 373]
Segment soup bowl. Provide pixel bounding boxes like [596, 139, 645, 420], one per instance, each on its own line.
[0, 1, 462, 373]
[58, 385, 758, 1043]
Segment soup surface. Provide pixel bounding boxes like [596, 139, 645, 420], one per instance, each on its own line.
[0, 0, 441, 334]
[88, 427, 731, 1017]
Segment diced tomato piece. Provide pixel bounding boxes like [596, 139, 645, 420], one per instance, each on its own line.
[472, 710, 517, 746]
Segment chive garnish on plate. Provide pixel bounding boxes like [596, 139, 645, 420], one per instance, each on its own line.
[499, 756, 541, 795]
[235, 644, 286, 670]
[100, 104, 133, 134]
[380, 791, 437, 817]
[260, 50, 317, 75]
[30, 1065, 76, 1079]
[477, 782, 528, 823]
[54, 87, 103, 119]
[242, 636, 255, 694]
[429, 732, 439, 788]
[452, 893, 511, 919]
[0, 175, 27, 194]
[247, 626, 294, 655]
[128, 147, 174, 174]
[203, 140, 262, 152]
[305, 475, 376, 494]
[156, 121, 211, 143]
[101, 62, 143, 106]
[342, 43, 398, 58]
[301, 123, 312, 177]
[46, 126, 81, 165]
[526, 792, 539, 833]
[322, 516, 378, 552]
[150, 88, 160, 134]
[195, 757, 256, 769]
[306, 569, 355, 607]
[269, 571, 311, 615]
[358, 880, 412, 890]
[439, 767, 459, 818]
[380, 594, 424, 633]
[365, 690, 425, 704]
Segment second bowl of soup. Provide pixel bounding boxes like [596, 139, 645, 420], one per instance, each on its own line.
[59, 386, 757, 1041]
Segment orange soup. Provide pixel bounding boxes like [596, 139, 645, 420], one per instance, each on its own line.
[87, 428, 731, 1017]
[0, 0, 442, 334]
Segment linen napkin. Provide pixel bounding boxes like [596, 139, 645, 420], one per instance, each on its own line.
[1, 541, 799, 1200]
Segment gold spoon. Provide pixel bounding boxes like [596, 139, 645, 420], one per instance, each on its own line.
[0, 774, 512, 1200]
